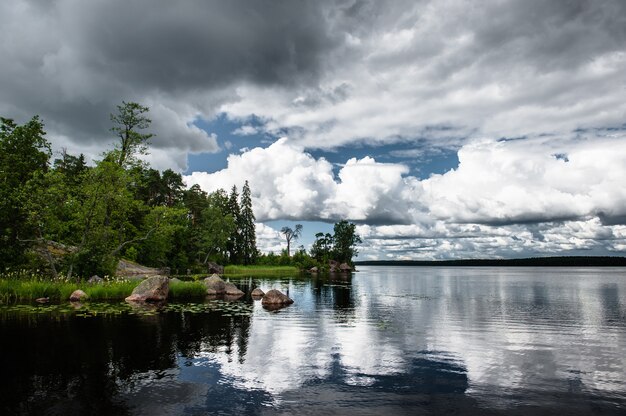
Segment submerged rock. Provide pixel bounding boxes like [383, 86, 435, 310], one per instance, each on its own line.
[203, 274, 226, 294]
[69, 289, 88, 302]
[125, 276, 169, 302]
[251, 287, 265, 298]
[224, 282, 244, 297]
[261, 289, 293, 306]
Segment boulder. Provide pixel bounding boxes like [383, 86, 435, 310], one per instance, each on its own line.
[35, 297, 49, 304]
[339, 263, 353, 272]
[169, 277, 182, 284]
[207, 262, 224, 275]
[224, 282, 244, 297]
[203, 274, 226, 294]
[125, 276, 169, 302]
[116, 259, 162, 279]
[88, 275, 103, 284]
[251, 287, 265, 297]
[261, 289, 294, 306]
[309, 267, 319, 273]
[69, 289, 88, 302]
[329, 260, 340, 273]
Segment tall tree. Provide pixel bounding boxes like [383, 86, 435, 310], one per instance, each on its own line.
[226, 186, 242, 263]
[161, 169, 185, 207]
[281, 224, 302, 257]
[0, 116, 51, 266]
[239, 180, 257, 264]
[332, 220, 362, 265]
[109, 101, 153, 168]
[310, 232, 333, 261]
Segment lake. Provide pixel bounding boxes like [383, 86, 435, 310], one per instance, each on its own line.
[1, 266, 625, 415]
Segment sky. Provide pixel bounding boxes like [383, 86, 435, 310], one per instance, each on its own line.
[1, 0, 626, 260]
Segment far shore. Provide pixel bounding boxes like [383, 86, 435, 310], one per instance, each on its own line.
[356, 256, 626, 267]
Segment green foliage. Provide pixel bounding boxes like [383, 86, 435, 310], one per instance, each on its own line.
[169, 281, 207, 299]
[0, 103, 266, 279]
[331, 220, 362, 265]
[109, 101, 153, 168]
[0, 277, 140, 303]
[224, 265, 299, 276]
[0, 116, 51, 267]
[239, 181, 258, 264]
[226, 186, 242, 263]
[310, 232, 334, 262]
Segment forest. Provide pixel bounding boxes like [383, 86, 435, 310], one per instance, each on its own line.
[0, 102, 361, 279]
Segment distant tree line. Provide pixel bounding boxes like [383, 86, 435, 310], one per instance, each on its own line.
[0, 102, 257, 278]
[259, 221, 362, 270]
[355, 257, 626, 267]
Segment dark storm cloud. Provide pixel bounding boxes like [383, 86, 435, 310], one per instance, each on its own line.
[2, 0, 626, 156]
[0, 0, 342, 166]
[59, 0, 338, 90]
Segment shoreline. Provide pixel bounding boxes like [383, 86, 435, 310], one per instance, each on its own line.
[356, 256, 626, 267]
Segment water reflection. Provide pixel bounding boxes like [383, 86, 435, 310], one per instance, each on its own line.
[1, 267, 625, 415]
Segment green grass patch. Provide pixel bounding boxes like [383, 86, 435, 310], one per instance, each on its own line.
[169, 281, 207, 299]
[0, 278, 140, 303]
[83, 281, 140, 300]
[224, 265, 300, 276]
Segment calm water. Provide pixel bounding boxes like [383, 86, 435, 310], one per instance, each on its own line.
[1, 266, 626, 415]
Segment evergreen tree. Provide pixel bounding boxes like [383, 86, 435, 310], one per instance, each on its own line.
[226, 185, 242, 263]
[239, 180, 258, 264]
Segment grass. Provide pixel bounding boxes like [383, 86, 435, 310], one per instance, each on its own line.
[169, 281, 207, 299]
[0, 278, 141, 303]
[224, 265, 300, 276]
[0, 277, 210, 303]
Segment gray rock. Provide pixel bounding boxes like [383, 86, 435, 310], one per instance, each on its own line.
[329, 260, 340, 273]
[125, 276, 169, 302]
[69, 289, 88, 302]
[251, 287, 265, 297]
[203, 274, 226, 294]
[261, 289, 294, 306]
[309, 267, 319, 273]
[339, 263, 353, 272]
[35, 297, 49, 303]
[88, 275, 103, 284]
[169, 277, 182, 284]
[207, 262, 224, 275]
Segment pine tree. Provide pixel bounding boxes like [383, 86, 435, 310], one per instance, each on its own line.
[226, 185, 242, 263]
[239, 180, 258, 264]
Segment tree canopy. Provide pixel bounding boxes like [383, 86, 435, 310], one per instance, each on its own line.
[0, 104, 365, 279]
